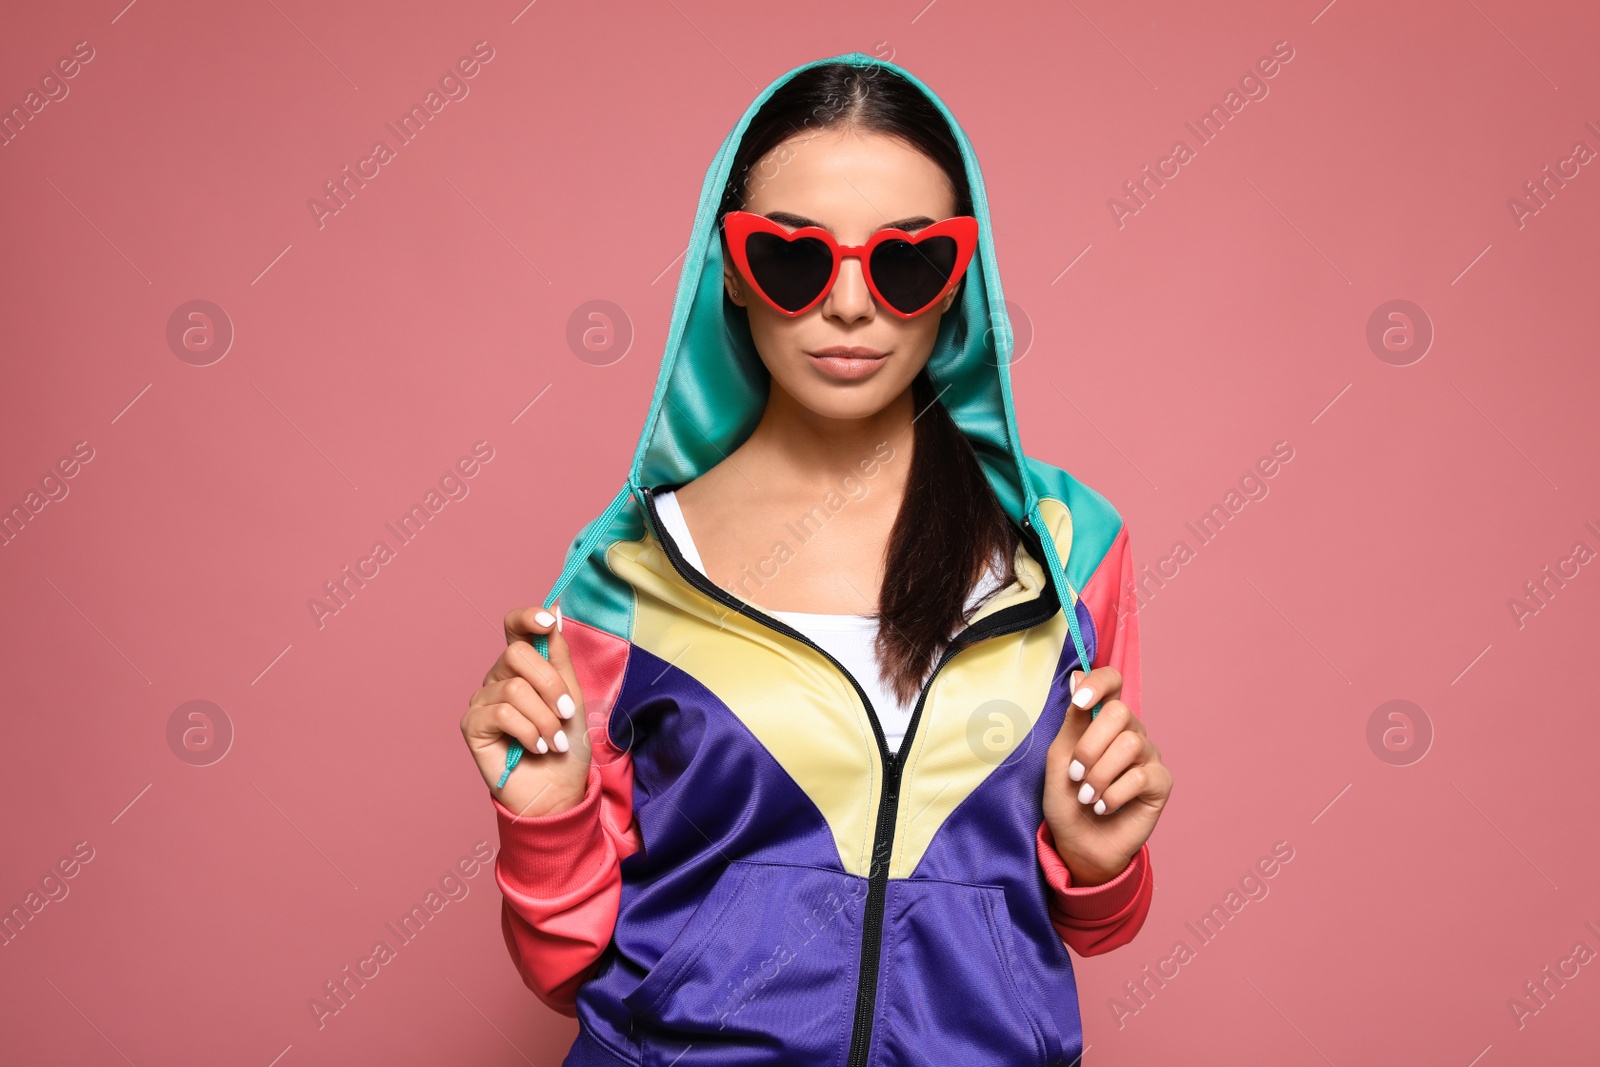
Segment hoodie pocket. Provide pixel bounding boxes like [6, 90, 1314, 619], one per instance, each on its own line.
[876, 878, 1071, 1066]
[622, 859, 867, 1067]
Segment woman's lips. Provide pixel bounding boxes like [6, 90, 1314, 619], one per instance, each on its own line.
[806, 346, 888, 381]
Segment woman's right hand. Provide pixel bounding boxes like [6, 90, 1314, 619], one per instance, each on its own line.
[461, 604, 592, 819]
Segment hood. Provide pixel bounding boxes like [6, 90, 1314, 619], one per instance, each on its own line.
[535, 51, 1094, 676]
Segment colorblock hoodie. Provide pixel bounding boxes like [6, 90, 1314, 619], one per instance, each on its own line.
[491, 50, 1154, 1067]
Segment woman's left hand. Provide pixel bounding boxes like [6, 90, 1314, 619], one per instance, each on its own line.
[1042, 665, 1172, 886]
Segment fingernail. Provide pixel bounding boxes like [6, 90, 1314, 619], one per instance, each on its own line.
[554, 604, 563, 633]
[535, 736, 548, 754]
[1093, 799, 1107, 815]
[1068, 759, 1085, 782]
[1072, 686, 1096, 709]
[534, 610, 556, 627]
[557, 693, 576, 719]
[1069, 671, 1080, 694]
[1077, 782, 1095, 804]
[553, 729, 569, 753]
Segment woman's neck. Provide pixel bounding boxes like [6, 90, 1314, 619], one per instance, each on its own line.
[734, 380, 917, 495]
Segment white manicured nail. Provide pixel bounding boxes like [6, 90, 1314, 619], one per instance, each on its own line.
[1077, 782, 1095, 804]
[557, 693, 576, 719]
[534, 611, 556, 627]
[535, 736, 548, 754]
[1093, 799, 1107, 815]
[1068, 759, 1085, 782]
[554, 604, 563, 633]
[1072, 686, 1096, 709]
[553, 729, 569, 753]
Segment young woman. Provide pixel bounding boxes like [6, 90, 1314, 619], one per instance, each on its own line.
[462, 53, 1172, 1067]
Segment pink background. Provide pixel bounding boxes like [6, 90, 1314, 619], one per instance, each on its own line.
[3, 0, 1598, 1063]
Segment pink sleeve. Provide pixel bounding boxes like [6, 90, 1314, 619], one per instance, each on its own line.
[1037, 826, 1154, 956]
[1036, 526, 1155, 956]
[491, 618, 642, 1016]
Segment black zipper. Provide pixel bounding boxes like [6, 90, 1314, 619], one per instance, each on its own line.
[637, 483, 1062, 1065]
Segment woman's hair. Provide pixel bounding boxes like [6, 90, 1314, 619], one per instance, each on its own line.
[718, 63, 1019, 706]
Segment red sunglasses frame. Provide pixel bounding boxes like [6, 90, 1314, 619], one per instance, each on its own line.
[722, 210, 979, 319]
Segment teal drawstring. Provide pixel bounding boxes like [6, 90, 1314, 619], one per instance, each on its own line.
[1027, 502, 1101, 720]
[496, 482, 635, 790]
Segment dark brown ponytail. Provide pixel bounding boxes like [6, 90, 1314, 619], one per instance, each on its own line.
[873, 368, 1017, 703]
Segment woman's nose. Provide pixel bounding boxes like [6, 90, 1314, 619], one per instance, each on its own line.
[823, 255, 875, 322]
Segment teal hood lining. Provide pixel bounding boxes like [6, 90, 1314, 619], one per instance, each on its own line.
[504, 53, 1093, 786]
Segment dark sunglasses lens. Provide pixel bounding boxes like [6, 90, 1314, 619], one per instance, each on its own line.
[745, 233, 834, 313]
[870, 236, 958, 314]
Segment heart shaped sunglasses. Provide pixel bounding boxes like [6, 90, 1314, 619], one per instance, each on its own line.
[721, 210, 979, 319]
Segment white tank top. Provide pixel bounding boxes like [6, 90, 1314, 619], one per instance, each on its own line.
[653, 488, 1008, 756]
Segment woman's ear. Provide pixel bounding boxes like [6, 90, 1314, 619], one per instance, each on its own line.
[719, 229, 747, 306]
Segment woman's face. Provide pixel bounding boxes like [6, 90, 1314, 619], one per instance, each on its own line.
[723, 126, 961, 422]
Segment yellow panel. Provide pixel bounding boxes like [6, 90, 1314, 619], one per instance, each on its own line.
[608, 530, 885, 877]
[889, 497, 1076, 877]
[965, 537, 1047, 627]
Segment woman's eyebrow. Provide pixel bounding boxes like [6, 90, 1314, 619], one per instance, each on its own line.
[763, 211, 939, 233]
